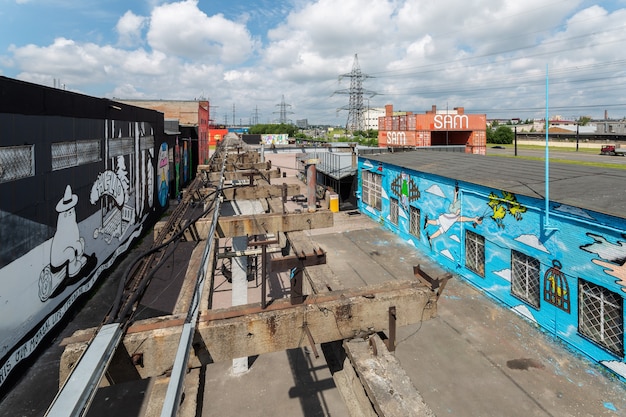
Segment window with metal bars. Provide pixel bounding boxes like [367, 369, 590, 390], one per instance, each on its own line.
[0, 145, 34, 183]
[361, 170, 381, 211]
[511, 250, 541, 308]
[51, 140, 101, 171]
[465, 230, 485, 277]
[409, 206, 421, 238]
[578, 279, 624, 356]
[390, 197, 398, 225]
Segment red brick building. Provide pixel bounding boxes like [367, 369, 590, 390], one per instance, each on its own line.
[378, 104, 487, 155]
[118, 99, 212, 163]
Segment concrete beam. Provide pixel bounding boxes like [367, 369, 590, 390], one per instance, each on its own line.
[198, 153, 260, 171]
[59, 281, 437, 381]
[201, 210, 333, 238]
[198, 280, 437, 361]
[344, 334, 435, 417]
[207, 169, 282, 183]
[219, 183, 300, 200]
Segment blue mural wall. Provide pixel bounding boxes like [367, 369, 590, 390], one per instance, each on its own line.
[358, 157, 626, 382]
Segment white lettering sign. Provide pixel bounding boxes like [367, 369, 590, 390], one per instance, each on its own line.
[386, 131, 407, 145]
[434, 114, 469, 130]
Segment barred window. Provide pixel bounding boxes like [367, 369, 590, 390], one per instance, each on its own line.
[409, 206, 421, 238]
[465, 230, 485, 277]
[390, 197, 399, 226]
[0, 145, 35, 183]
[511, 250, 541, 308]
[579, 279, 623, 356]
[362, 170, 381, 211]
[52, 139, 101, 171]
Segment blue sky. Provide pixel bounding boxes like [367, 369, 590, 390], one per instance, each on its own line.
[1, 0, 626, 125]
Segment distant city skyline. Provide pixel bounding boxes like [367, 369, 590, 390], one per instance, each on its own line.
[1, 0, 625, 124]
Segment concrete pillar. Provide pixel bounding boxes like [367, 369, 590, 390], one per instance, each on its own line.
[260, 142, 265, 163]
[231, 235, 248, 374]
[306, 162, 317, 213]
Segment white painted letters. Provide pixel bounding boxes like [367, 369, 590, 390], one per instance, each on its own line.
[434, 114, 468, 130]
[386, 131, 407, 145]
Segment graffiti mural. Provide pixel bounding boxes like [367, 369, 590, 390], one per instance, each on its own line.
[390, 171, 420, 211]
[543, 260, 570, 313]
[0, 119, 159, 389]
[158, 142, 170, 207]
[581, 233, 626, 294]
[358, 158, 626, 382]
[39, 185, 97, 301]
[423, 182, 483, 248]
[487, 191, 527, 229]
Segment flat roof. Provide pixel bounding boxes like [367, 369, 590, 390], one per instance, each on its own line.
[361, 151, 626, 219]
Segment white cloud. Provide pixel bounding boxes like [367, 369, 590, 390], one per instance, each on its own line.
[511, 305, 537, 322]
[514, 234, 550, 253]
[11, 38, 118, 86]
[4, 1, 626, 123]
[425, 184, 445, 198]
[146, 0, 256, 65]
[553, 205, 595, 220]
[601, 360, 626, 378]
[441, 249, 454, 261]
[494, 268, 511, 282]
[116, 11, 146, 48]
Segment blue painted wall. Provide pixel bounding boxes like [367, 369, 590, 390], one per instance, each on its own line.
[358, 157, 626, 382]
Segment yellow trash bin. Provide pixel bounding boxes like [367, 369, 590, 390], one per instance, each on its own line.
[329, 193, 339, 212]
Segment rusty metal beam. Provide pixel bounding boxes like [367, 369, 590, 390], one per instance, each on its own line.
[413, 264, 452, 300]
[269, 248, 326, 271]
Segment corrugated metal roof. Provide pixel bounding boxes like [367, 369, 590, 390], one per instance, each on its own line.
[360, 151, 626, 219]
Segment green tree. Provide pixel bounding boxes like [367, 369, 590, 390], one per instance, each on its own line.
[577, 116, 591, 126]
[487, 126, 514, 144]
[249, 123, 298, 136]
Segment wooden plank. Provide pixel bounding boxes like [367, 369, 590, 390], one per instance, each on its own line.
[344, 334, 436, 417]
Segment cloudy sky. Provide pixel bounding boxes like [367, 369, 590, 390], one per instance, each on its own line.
[1, 0, 625, 126]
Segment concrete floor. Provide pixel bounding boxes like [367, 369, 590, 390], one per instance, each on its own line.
[199, 208, 626, 416]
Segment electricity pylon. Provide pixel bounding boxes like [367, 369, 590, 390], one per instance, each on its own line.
[333, 54, 377, 133]
[274, 95, 294, 124]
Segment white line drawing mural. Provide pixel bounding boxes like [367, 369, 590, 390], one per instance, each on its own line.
[90, 155, 134, 244]
[39, 185, 96, 301]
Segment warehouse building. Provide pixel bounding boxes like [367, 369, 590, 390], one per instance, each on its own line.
[378, 104, 487, 154]
[358, 150, 626, 381]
